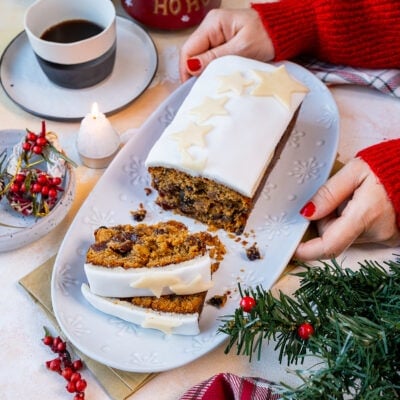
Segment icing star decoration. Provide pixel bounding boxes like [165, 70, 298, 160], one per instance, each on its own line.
[169, 122, 213, 171]
[170, 122, 212, 151]
[189, 96, 229, 123]
[251, 65, 309, 108]
[217, 71, 253, 95]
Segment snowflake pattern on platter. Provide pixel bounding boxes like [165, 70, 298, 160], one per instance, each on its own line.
[123, 154, 149, 187]
[288, 156, 325, 184]
[159, 105, 178, 128]
[83, 206, 116, 229]
[260, 181, 277, 201]
[60, 313, 91, 337]
[184, 331, 219, 355]
[258, 212, 292, 240]
[317, 103, 338, 129]
[55, 263, 80, 297]
[129, 352, 165, 367]
[289, 129, 306, 148]
[108, 317, 140, 337]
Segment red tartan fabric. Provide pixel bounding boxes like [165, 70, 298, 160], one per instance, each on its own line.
[179, 373, 282, 400]
[298, 58, 400, 98]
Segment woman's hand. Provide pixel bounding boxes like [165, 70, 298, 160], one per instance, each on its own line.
[179, 8, 274, 81]
[295, 157, 400, 261]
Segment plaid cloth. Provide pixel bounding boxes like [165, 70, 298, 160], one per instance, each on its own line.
[299, 58, 400, 98]
[179, 373, 282, 400]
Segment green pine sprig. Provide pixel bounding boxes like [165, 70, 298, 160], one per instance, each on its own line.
[218, 257, 400, 399]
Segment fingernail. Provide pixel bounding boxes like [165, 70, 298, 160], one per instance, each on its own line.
[187, 58, 201, 72]
[300, 201, 316, 218]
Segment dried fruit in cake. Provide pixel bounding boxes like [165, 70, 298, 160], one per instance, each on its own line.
[81, 220, 226, 335]
[145, 55, 309, 234]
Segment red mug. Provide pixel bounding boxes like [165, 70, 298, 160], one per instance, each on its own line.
[121, 0, 221, 30]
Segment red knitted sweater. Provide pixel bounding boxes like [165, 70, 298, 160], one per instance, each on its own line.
[252, 0, 400, 228]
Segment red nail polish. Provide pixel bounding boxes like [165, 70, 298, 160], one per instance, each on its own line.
[300, 201, 316, 218]
[187, 58, 201, 72]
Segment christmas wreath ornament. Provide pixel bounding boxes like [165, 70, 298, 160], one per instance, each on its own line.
[0, 150, 7, 201]
[219, 258, 400, 399]
[0, 121, 76, 217]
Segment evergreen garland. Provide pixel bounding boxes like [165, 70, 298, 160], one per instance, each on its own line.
[218, 258, 400, 399]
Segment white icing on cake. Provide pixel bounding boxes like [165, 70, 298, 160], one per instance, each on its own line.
[145, 55, 309, 198]
[84, 254, 213, 298]
[81, 284, 200, 335]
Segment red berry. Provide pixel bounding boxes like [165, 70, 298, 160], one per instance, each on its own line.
[47, 358, 61, 372]
[70, 372, 81, 383]
[61, 366, 74, 381]
[10, 183, 20, 193]
[41, 186, 49, 196]
[15, 173, 26, 183]
[51, 176, 62, 186]
[75, 378, 87, 392]
[66, 381, 77, 393]
[74, 393, 85, 400]
[31, 183, 42, 193]
[53, 336, 62, 345]
[72, 359, 83, 371]
[22, 142, 32, 151]
[240, 296, 256, 312]
[32, 145, 43, 154]
[36, 137, 48, 146]
[37, 174, 48, 185]
[51, 336, 63, 352]
[297, 322, 315, 340]
[26, 132, 37, 142]
[42, 335, 53, 346]
[56, 341, 67, 353]
[48, 188, 58, 198]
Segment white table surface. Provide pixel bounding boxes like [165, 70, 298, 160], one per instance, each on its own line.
[1, 1, 400, 399]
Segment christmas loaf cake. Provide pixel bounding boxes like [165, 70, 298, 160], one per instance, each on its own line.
[145, 55, 309, 234]
[81, 220, 225, 335]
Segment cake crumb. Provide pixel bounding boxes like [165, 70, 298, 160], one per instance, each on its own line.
[206, 293, 228, 309]
[246, 243, 261, 261]
[130, 203, 147, 222]
[144, 187, 152, 196]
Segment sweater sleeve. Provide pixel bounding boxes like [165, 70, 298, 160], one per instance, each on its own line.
[251, 0, 400, 69]
[356, 139, 400, 229]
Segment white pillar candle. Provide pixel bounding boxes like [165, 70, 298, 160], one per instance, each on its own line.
[77, 102, 121, 168]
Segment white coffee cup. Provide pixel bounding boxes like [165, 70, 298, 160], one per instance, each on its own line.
[24, 0, 117, 89]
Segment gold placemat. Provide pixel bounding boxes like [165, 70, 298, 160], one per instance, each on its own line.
[19, 256, 155, 400]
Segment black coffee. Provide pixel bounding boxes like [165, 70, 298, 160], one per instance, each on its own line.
[41, 19, 103, 43]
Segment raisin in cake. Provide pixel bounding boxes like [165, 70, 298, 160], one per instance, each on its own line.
[81, 220, 225, 335]
[145, 55, 309, 234]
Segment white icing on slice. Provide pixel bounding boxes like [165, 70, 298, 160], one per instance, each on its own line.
[130, 272, 213, 298]
[141, 316, 183, 334]
[81, 284, 200, 335]
[84, 254, 212, 298]
[145, 55, 309, 197]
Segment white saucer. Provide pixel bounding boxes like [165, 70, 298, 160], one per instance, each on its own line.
[0, 17, 158, 121]
[0, 129, 76, 252]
